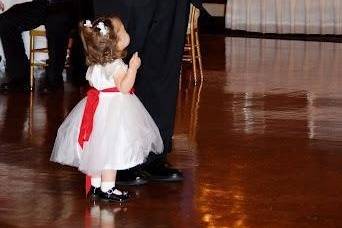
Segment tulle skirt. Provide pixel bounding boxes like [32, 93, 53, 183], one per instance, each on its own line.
[50, 93, 163, 176]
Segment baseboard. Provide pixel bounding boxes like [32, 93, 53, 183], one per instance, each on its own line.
[198, 15, 342, 42]
[225, 29, 342, 43]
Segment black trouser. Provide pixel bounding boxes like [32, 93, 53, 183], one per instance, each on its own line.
[68, 0, 94, 86]
[94, 0, 191, 165]
[0, 0, 87, 87]
[45, 4, 75, 87]
[0, 0, 48, 85]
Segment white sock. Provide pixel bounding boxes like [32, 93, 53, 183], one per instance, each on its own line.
[91, 177, 101, 188]
[101, 181, 115, 192]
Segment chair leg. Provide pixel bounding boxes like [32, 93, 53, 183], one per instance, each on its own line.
[190, 28, 197, 85]
[186, 34, 190, 46]
[195, 31, 203, 83]
[28, 92, 34, 137]
[29, 34, 35, 91]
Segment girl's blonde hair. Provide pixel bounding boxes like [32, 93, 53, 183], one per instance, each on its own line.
[80, 16, 127, 65]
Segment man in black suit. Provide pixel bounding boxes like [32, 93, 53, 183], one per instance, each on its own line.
[0, 0, 92, 92]
[93, 0, 203, 184]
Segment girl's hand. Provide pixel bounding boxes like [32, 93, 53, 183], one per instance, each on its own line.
[0, 1, 4, 11]
[129, 52, 141, 70]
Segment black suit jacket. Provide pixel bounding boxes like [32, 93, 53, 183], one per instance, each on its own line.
[93, 0, 203, 17]
[47, 0, 93, 19]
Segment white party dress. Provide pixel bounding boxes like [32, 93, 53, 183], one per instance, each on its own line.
[50, 59, 163, 176]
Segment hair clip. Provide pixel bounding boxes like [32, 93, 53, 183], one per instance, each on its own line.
[97, 22, 109, 36]
[84, 20, 92, 28]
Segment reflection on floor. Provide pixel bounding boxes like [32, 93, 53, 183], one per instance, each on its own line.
[1, 36, 342, 227]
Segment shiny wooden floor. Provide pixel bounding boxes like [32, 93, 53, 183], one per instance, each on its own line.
[1, 36, 342, 227]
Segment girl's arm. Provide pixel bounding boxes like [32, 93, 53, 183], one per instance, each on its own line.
[115, 52, 141, 94]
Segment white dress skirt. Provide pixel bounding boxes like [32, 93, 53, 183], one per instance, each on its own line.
[50, 59, 163, 176]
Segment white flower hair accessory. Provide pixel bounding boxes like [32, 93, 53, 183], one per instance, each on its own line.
[96, 22, 109, 36]
[84, 20, 92, 28]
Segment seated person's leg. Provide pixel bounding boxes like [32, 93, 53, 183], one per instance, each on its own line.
[0, 22, 29, 88]
[0, 1, 48, 91]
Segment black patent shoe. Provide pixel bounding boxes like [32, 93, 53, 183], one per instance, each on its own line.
[99, 187, 130, 203]
[87, 186, 101, 199]
[146, 163, 184, 182]
[116, 169, 149, 186]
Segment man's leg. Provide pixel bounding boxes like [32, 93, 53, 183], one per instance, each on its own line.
[0, 0, 48, 91]
[134, 0, 191, 181]
[42, 4, 74, 92]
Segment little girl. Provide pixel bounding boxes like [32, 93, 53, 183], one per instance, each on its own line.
[50, 16, 163, 202]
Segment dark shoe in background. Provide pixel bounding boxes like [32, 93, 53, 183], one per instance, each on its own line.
[116, 168, 149, 186]
[0, 82, 30, 93]
[145, 162, 184, 182]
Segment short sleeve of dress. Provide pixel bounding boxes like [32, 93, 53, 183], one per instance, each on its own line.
[104, 59, 128, 80]
[85, 59, 129, 90]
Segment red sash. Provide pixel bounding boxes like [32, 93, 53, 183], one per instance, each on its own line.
[78, 87, 134, 149]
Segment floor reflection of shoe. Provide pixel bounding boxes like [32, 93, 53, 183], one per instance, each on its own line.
[146, 163, 184, 182]
[38, 84, 64, 95]
[87, 203, 124, 227]
[38, 86, 53, 94]
[99, 187, 130, 203]
[116, 169, 149, 186]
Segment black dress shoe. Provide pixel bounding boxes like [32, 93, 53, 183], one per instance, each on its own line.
[99, 187, 130, 203]
[146, 163, 184, 182]
[116, 169, 149, 186]
[0, 82, 11, 92]
[87, 186, 101, 199]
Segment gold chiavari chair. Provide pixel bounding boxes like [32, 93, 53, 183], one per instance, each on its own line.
[29, 28, 48, 91]
[183, 4, 204, 85]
